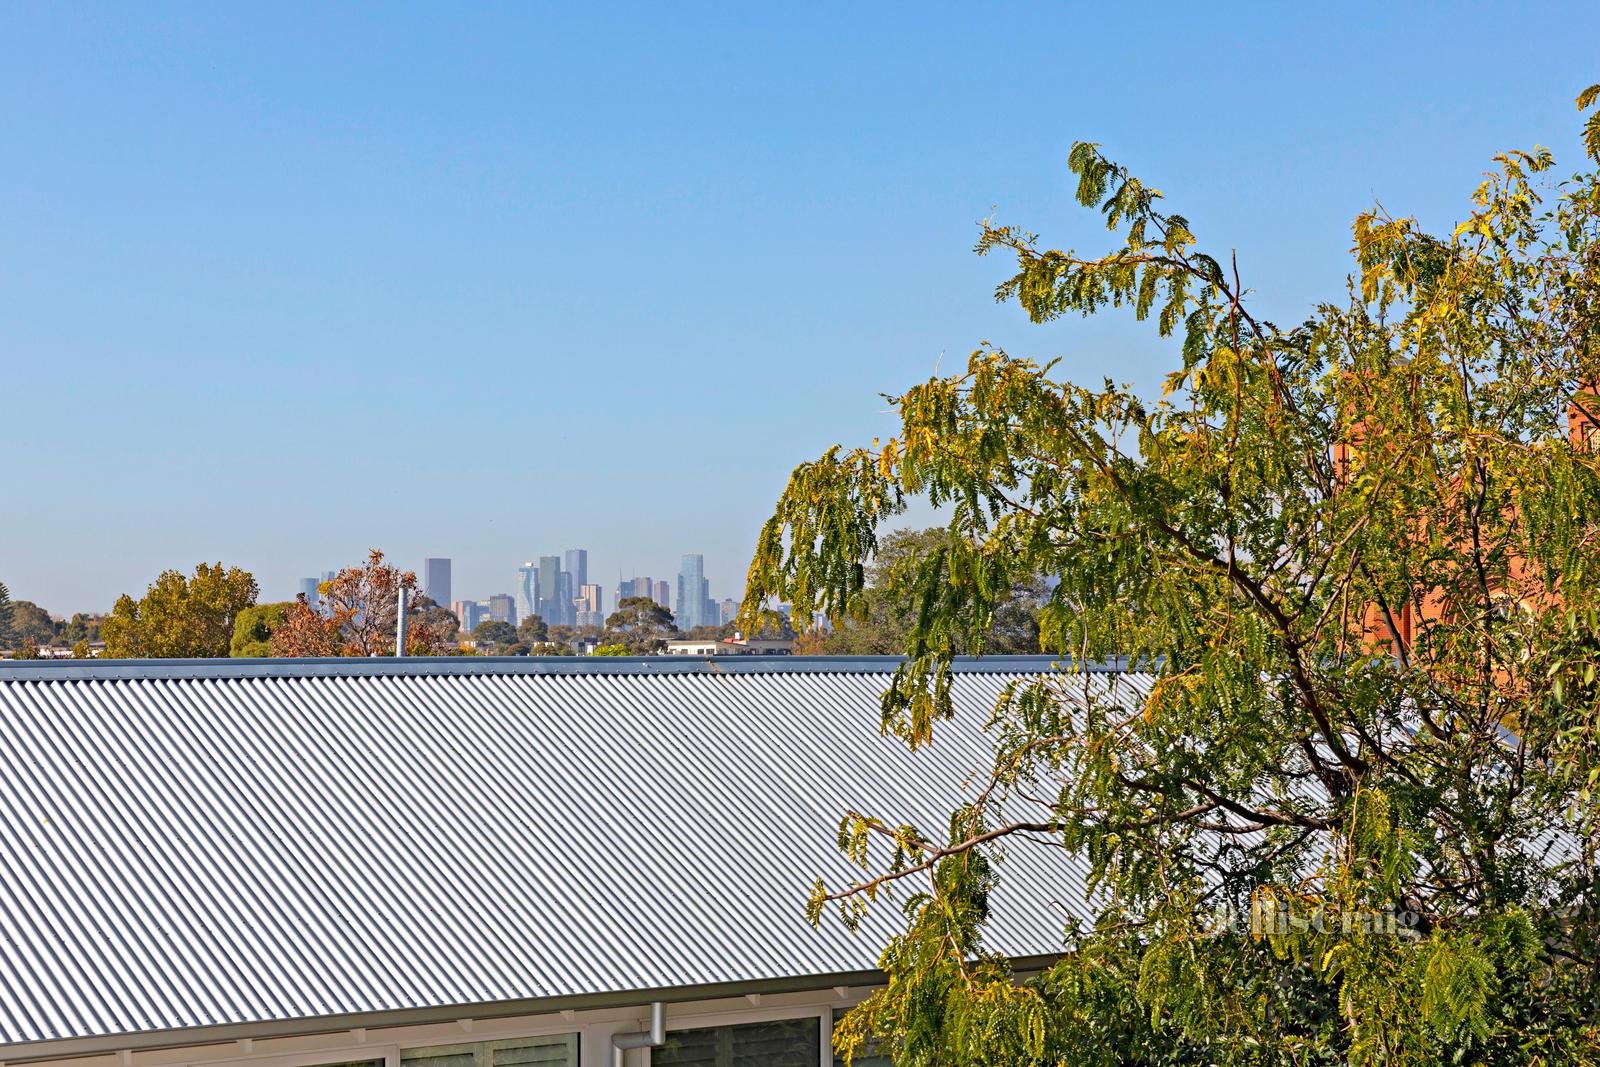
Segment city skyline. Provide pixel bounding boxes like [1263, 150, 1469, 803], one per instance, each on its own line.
[297, 547, 741, 632]
[15, 536, 756, 620]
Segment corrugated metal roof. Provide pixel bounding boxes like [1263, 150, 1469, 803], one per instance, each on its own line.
[0, 657, 1150, 1050]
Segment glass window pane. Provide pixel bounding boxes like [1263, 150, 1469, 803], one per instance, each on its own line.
[654, 1025, 722, 1067]
[656, 1018, 820, 1067]
[731, 1017, 819, 1067]
[493, 1037, 579, 1066]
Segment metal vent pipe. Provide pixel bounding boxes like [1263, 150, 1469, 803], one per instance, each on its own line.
[611, 1002, 665, 1066]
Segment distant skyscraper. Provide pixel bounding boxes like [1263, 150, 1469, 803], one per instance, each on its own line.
[576, 583, 605, 628]
[517, 563, 539, 621]
[297, 577, 319, 604]
[617, 576, 647, 608]
[654, 580, 671, 610]
[720, 597, 738, 626]
[537, 555, 569, 626]
[557, 571, 574, 625]
[423, 558, 451, 607]
[676, 554, 710, 630]
[487, 594, 517, 625]
[564, 549, 588, 591]
[454, 600, 487, 633]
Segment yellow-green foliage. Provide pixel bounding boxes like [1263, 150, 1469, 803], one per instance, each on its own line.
[103, 562, 259, 659]
[751, 86, 1600, 1065]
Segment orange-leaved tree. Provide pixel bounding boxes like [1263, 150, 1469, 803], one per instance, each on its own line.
[270, 549, 452, 657]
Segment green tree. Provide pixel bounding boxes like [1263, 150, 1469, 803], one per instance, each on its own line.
[745, 89, 1600, 1065]
[413, 596, 460, 644]
[680, 622, 739, 641]
[101, 563, 259, 658]
[801, 528, 1044, 654]
[229, 602, 294, 657]
[7, 600, 56, 646]
[517, 614, 549, 644]
[58, 612, 101, 645]
[0, 580, 14, 650]
[601, 596, 678, 654]
[472, 619, 518, 652]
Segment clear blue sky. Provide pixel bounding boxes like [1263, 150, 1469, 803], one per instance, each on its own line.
[3, 3, 1597, 614]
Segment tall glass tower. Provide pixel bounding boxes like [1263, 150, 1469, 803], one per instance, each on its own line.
[538, 554, 564, 625]
[557, 571, 574, 620]
[676, 554, 709, 630]
[517, 563, 539, 622]
[423, 558, 452, 608]
[563, 549, 588, 591]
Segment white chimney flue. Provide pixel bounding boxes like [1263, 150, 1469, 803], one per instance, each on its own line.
[395, 587, 410, 658]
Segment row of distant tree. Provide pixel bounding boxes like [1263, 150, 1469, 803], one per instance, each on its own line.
[0, 581, 103, 657]
[465, 595, 684, 656]
[0, 529, 1048, 660]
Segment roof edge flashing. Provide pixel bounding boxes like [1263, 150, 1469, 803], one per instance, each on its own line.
[0, 654, 1132, 682]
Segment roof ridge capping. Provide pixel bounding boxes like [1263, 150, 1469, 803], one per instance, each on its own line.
[0, 654, 1133, 682]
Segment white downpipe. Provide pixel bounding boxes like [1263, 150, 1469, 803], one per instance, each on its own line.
[610, 1002, 665, 1066]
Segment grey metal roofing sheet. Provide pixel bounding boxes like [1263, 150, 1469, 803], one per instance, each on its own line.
[0, 658, 1150, 1049]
